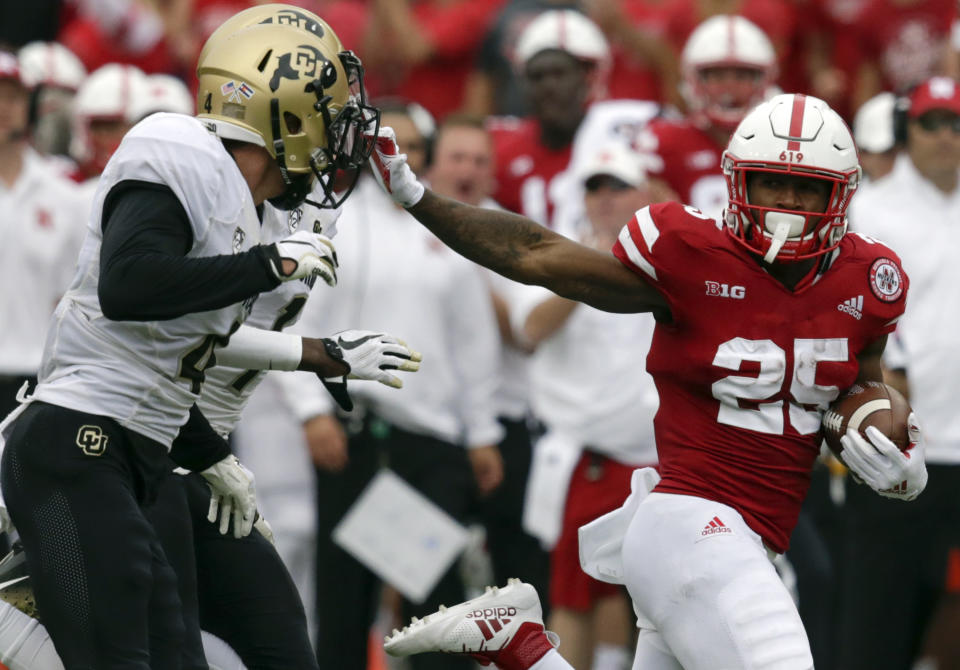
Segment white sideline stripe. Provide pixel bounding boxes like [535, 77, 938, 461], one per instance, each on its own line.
[635, 207, 660, 252]
[618, 226, 657, 280]
[848, 399, 891, 431]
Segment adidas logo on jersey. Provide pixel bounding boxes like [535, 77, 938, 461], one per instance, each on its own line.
[837, 295, 863, 320]
[467, 607, 517, 641]
[701, 516, 732, 536]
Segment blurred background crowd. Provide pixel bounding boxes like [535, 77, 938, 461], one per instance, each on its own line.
[1, 1, 959, 669]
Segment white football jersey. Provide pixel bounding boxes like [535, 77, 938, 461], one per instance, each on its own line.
[33, 113, 266, 447]
[198, 204, 314, 437]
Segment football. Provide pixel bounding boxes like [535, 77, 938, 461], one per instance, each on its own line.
[821, 381, 912, 457]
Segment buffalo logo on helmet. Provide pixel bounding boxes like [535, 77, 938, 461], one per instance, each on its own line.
[269, 44, 334, 93]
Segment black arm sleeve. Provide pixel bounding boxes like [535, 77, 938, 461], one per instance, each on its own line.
[98, 180, 283, 321]
[168, 404, 232, 472]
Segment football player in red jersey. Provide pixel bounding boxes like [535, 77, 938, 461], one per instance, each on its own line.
[369, 92, 929, 670]
[640, 15, 777, 222]
[487, 9, 610, 230]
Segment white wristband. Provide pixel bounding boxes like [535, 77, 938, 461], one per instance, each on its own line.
[215, 325, 302, 371]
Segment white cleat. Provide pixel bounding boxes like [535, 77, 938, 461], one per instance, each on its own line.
[383, 579, 555, 669]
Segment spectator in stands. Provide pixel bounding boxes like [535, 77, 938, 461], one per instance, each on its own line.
[847, 75, 960, 670]
[360, 0, 504, 119]
[850, 0, 957, 111]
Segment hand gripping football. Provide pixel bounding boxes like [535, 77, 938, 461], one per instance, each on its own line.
[821, 381, 912, 457]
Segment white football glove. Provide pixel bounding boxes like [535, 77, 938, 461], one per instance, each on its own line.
[200, 455, 258, 538]
[319, 330, 422, 411]
[367, 126, 425, 208]
[840, 412, 927, 501]
[269, 230, 338, 286]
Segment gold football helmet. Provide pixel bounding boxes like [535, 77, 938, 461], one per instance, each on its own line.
[197, 18, 377, 208]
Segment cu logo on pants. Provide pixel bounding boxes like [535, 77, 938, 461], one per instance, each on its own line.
[76, 425, 108, 456]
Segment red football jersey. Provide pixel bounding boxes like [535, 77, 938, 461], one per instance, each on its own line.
[612, 202, 908, 553]
[643, 118, 727, 221]
[489, 117, 573, 229]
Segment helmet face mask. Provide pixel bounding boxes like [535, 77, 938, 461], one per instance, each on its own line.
[722, 93, 861, 266]
[198, 18, 379, 209]
[690, 65, 771, 132]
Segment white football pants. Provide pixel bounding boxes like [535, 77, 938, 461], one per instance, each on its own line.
[622, 493, 813, 670]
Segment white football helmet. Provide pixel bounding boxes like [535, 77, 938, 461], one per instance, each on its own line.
[514, 9, 611, 100]
[130, 74, 193, 121]
[681, 15, 777, 132]
[17, 41, 86, 91]
[722, 93, 861, 264]
[70, 63, 148, 173]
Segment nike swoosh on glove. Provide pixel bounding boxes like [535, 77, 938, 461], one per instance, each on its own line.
[840, 411, 928, 501]
[319, 330, 423, 412]
[367, 126, 426, 208]
[201, 455, 259, 538]
[269, 230, 338, 286]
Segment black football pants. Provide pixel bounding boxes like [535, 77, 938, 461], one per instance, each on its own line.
[0, 401, 184, 669]
[178, 470, 318, 669]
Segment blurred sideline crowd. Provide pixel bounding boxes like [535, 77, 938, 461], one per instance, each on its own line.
[1, 1, 959, 669]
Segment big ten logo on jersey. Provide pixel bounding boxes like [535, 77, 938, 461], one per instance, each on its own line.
[76, 425, 108, 456]
[269, 43, 335, 93]
[705, 281, 745, 299]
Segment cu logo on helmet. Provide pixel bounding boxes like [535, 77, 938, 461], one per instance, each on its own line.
[269, 9, 325, 38]
[269, 45, 331, 92]
[76, 425, 108, 456]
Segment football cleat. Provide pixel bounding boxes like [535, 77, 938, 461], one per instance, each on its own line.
[383, 579, 557, 670]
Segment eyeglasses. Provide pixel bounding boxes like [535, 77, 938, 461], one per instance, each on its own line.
[914, 113, 960, 134]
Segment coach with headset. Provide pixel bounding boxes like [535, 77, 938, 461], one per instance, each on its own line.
[846, 76, 960, 670]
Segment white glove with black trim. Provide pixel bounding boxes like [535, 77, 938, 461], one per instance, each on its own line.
[200, 455, 258, 538]
[840, 412, 928, 501]
[367, 126, 425, 208]
[319, 330, 422, 411]
[269, 230, 338, 286]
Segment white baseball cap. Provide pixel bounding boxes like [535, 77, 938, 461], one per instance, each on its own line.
[853, 92, 896, 154]
[581, 143, 646, 189]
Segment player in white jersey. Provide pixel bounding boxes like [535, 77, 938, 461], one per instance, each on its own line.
[0, 16, 394, 669]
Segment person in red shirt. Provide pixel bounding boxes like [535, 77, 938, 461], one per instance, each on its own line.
[641, 15, 777, 221]
[488, 9, 610, 230]
[369, 92, 929, 670]
[850, 0, 956, 110]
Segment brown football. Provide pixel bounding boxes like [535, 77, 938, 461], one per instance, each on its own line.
[821, 381, 912, 457]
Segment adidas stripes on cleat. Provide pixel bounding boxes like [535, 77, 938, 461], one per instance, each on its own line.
[383, 579, 556, 670]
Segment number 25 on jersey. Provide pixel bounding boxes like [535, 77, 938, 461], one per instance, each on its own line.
[711, 338, 848, 435]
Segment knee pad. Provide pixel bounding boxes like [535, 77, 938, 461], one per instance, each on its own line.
[717, 573, 813, 670]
